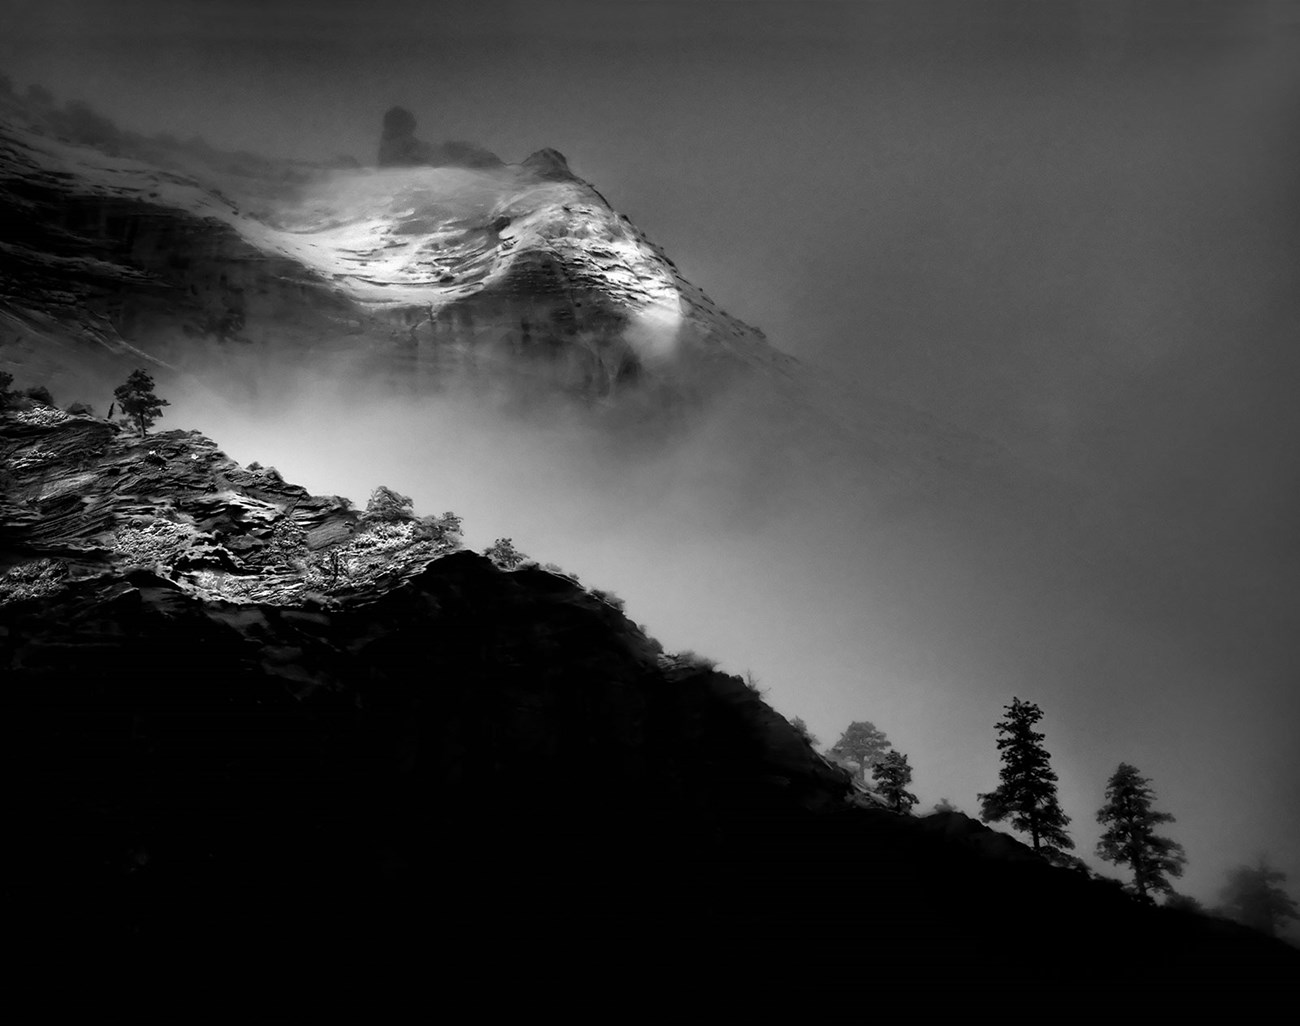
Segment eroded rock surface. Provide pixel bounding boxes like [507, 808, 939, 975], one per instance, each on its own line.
[0, 89, 791, 416]
[0, 402, 451, 607]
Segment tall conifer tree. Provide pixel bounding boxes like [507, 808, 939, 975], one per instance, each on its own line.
[1095, 763, 1187, 902]
[872, 750, 918, 814]
[977, 698, 1073, 857]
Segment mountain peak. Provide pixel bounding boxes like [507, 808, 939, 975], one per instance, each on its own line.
[521, 146, 578, 182]
[0, 96, 787, 411]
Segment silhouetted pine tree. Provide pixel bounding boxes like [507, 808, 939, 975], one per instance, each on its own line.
[113, 369, 169, 435]
[484, 538, 525, 570]
[1095, 762, 1187, 902]
[872, 750, 918, 813]
[827, 721, 892, 786]
[977, 698, 1073, 856]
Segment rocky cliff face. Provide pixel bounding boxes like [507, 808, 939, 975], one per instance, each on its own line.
[4, 404, 1297, 997]
[0, 92, 1003, 509]
[0, 93, 792, 419]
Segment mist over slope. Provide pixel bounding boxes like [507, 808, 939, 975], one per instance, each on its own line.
[0, 81, 1017, 718]
[4, 401, 1297, 1000]
[2, 64, 1298, 928]
[1, 83, 1003, 519]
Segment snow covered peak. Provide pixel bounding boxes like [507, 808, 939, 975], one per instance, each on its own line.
[0, 94, 788, 408]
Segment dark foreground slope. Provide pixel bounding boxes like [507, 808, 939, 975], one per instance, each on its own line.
[3, 407, 1296, 1002]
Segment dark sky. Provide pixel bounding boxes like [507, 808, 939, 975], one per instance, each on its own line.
[4, 0, 1299, 915]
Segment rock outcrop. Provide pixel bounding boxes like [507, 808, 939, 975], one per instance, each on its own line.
[377, 104, 502, 169]
[377, 104, 420, 165]
[521, 146, 579, 182]
[0, 402, 441, 605]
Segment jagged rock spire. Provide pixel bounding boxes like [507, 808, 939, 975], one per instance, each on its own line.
[377, 104, 501, 169]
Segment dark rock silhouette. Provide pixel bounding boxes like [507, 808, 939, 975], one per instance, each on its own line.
[522, 147, 579, 182]
[382, 103, 417, 138]
[377, 104, 421, 165]
[3, 408, 1298, 1007]
[377, 104, 501, 169]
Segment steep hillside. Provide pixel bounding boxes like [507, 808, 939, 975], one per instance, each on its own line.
[4, 403, 1297, 1000]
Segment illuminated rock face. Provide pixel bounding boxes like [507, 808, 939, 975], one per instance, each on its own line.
[0, 100, 789, 412]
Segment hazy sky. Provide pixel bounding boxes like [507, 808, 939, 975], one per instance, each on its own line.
[4, 0, 1299, 919]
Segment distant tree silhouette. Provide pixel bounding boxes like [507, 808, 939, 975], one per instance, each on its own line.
[1218, 858, 1299, 937]
[788, 717, 818, 747]
[113, 369, 169, 434]
[931, 797, 959, 814]
[827, 721, 892, 786]
[1095, 762, 1187, 902]
[20, 385, 54, 406]
[0, 370, 13, 407]
[977, 698, 1073, 857]
[484, 537, 525, 570]
[672, 650, 717, 672]
[415, 510, 463, 548]
[872, 750, 918, 814]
